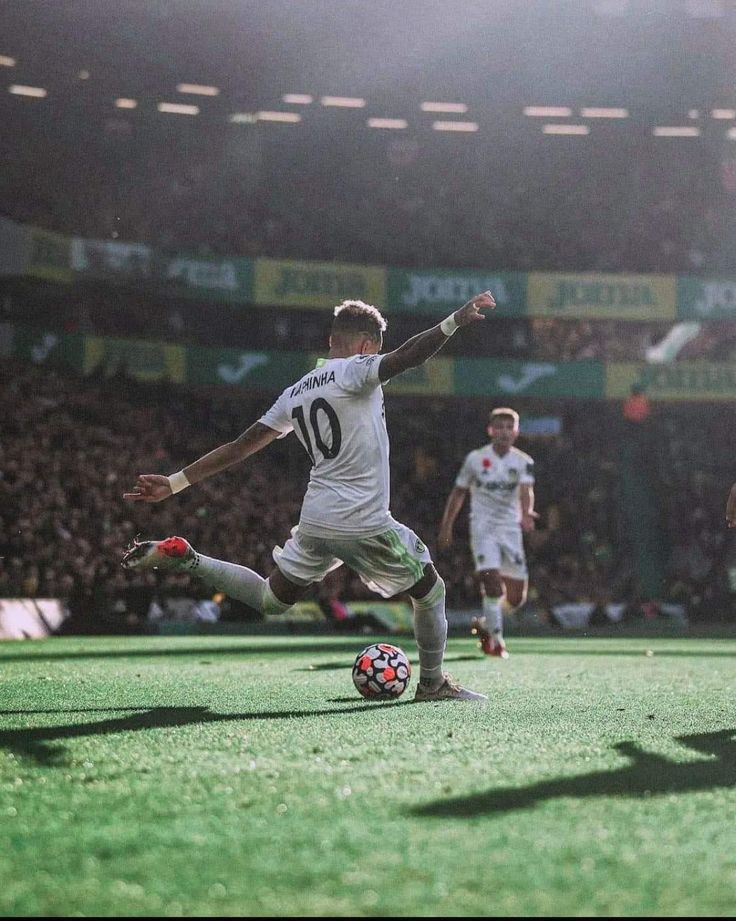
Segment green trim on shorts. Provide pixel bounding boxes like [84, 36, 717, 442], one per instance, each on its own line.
[380, 530, 425, 584]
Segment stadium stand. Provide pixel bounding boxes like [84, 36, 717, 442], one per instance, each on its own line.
[2, 352, 733, 632]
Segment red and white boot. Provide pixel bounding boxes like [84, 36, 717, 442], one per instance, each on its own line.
[121, 535, 196, 571]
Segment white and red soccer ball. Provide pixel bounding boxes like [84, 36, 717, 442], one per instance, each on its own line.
[352, 643, 411, 699]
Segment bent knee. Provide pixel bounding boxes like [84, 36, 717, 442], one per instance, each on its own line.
[408, 564, 442, 602]
[266, 568, 308, 612]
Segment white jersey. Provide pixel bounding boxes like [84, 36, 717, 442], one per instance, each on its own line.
[455, 445, 534, 530]
[259, 355, 392, 538]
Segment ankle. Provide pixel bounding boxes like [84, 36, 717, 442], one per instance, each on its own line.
[419, 673, 443, 689]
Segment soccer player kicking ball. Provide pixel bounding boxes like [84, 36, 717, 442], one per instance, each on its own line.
[438, 408, 537, 659]
[122, 291, 496, 702]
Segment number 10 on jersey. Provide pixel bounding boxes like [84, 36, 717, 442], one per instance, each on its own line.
[291, 399, 342, 463]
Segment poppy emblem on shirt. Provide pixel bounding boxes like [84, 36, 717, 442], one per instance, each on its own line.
[482, 458, 492, 473]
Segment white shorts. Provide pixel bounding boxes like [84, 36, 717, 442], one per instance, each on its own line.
[273, 523, 432, 599]
[471, 527, 528, 580]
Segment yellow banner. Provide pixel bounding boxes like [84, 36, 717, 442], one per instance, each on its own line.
[254, 258, 386, 309]
[605, 362, 641, 399]
[607, 362, 736, 401]
[386, 357, 454, 396]
[528, 273, 676, 320]
[83, 337, 186, 383]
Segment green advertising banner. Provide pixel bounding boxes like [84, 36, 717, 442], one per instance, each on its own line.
[528, 272, 676, 320]
[677, 277, 736, 320]
[10, 326, 83, 370]
[69, 238, 255, 302]
[11, 323, 736, 403]
[83, 336, 187, 384]
[163, 255, 253, 302]
[187, 347, 312, 390]
[454, 358, 605, 399]
[607, 361, 736, 401]
[254, 258, 387, 309]
[27, 227, 74, 283]
[71, 237, 153, 281]
[386, 268, 526, 316]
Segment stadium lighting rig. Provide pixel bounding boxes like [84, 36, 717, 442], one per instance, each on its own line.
[3, 46, 735, 141]
[8, 84, 46, 97]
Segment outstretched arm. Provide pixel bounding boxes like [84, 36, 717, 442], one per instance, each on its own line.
[378, 290, 495, 383]
[123, 421, 280, 503]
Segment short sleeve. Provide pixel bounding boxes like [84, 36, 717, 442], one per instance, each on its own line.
[258, 389, 294, 437]
[340, 354, 384, 394]
[454, 453, 475, 489]
[521, 459, 535, 485]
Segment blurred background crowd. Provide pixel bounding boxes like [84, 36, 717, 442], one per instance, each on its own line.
[2, 118, 734, 278]
[2, 355, 736, 631]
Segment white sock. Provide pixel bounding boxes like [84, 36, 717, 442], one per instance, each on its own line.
[482, 595, 504, 638]
[187, 553, 292, 615]
[412, 577, 448, 686]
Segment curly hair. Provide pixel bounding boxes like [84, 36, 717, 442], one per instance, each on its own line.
[332, 300, 387, 341]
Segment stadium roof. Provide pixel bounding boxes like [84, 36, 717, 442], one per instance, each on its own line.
[1, 0, 735, 135]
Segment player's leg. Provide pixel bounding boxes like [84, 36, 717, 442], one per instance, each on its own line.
[478, 568, 506, 650]
[502, 576, 528, 611]
[406, 564, 448, 691]
[333, 527, 486, 701]
[488, 532, 529, 655]
[468, 531, 507, 656]
[121, 530, 336, 615]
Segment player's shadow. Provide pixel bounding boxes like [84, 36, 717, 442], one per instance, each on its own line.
[0, 703, 403, 766]
[412, 729, 736, 818]
[0, 640, 391, 664]
[298, 653, 476, 673]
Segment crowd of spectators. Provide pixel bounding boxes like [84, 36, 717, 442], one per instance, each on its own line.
[650, 409, 736, 622]
[3, 358, 735, 634]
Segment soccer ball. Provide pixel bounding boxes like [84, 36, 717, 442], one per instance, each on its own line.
[352, 643, 412, 700]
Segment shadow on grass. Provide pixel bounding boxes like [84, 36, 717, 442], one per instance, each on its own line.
[412, 729, 736, 817]
[298, 653, 478, 673]
[0, 702, 410, 765]
[0, 640, 411, 664]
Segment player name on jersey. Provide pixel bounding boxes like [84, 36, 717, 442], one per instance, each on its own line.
[290, 369, 336, 398]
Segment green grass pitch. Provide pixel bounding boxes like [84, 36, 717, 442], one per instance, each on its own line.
[1, 634, 735, 917]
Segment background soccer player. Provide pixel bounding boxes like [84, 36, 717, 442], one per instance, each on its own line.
[122, 291, 495, 701]
[438, 408, 538, 658]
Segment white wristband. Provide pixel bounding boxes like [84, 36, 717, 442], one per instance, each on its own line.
[168, 470, 191, 495]
[440, 314, 459, 337]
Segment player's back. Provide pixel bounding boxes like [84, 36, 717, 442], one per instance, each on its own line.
[259, 355, 391, 538]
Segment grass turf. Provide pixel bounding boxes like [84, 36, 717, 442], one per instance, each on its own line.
[1, 634, 735, 917]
